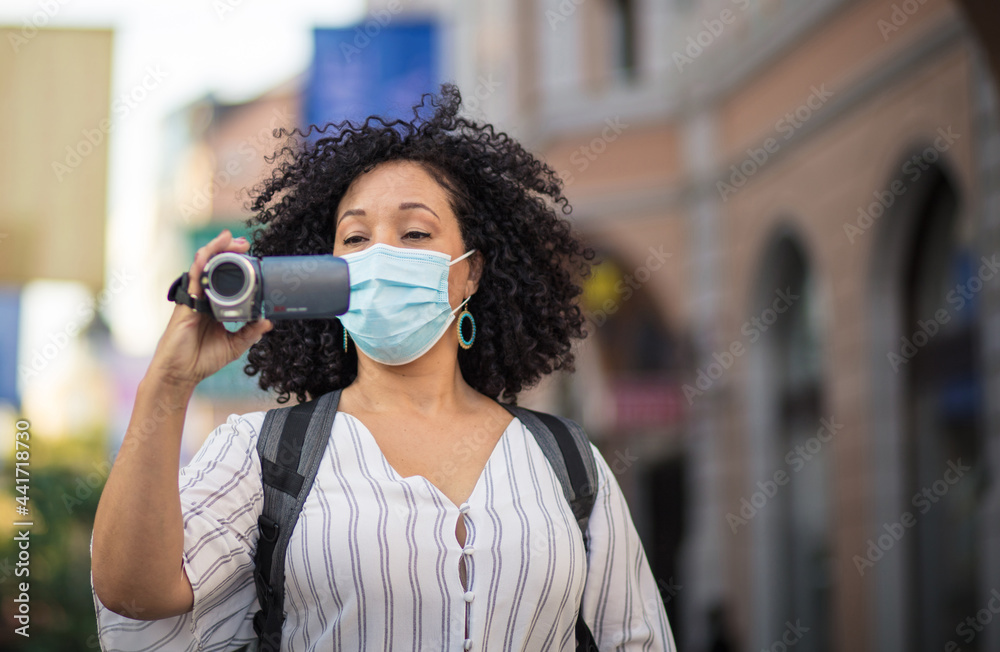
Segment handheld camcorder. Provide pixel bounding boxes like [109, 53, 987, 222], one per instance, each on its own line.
[168, 252, 350, 322]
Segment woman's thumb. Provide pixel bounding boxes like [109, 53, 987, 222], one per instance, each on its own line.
[235, 319, 273, 349]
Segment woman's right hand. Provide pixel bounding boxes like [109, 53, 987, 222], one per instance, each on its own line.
[147, 229, 274, 389]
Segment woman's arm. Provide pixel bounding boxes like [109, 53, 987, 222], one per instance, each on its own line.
[91, 411, 266, 650]
[91, 372, 196, 619]
[579, 445, 677, 651]
[91, 229, 271, 620]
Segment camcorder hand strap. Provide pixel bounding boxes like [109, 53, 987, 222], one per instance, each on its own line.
[167, 272, 212, 313]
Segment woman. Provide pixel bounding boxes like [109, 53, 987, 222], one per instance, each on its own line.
[91, 85, 675, 650]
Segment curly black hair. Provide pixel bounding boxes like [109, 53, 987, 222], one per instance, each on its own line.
[242, 84, 594, 405]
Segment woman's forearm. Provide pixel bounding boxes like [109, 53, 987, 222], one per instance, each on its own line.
[91, 372, 196, 619]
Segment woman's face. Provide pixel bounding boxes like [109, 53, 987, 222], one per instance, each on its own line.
[333, 160, 480, 310]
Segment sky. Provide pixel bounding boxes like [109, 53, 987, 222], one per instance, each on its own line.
[1, 0, 367, 356]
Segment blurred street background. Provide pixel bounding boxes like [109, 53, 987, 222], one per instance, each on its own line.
[2, 0, 1000, 650]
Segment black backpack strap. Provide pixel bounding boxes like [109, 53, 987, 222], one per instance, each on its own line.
[500, 405, 599, 534]
[251, 389, 341, 652]
[500, 404, 600, 651]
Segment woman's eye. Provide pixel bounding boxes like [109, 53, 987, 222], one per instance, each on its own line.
[405, 231, 429, 240]
[343, 235, 365, 245]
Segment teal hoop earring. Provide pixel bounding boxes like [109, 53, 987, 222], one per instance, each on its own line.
[343, 326, 349, 352]
[457, 307, 475, 349]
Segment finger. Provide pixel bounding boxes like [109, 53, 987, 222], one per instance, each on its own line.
[187, 230, 234, 298]
[223, 236, 251, 255]
[232, 318, 273, 353]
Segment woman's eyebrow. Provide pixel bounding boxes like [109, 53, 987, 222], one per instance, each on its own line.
[337, 203, 440, 227]
[337, 208, 364, 227]
[398, 202, 440, 220]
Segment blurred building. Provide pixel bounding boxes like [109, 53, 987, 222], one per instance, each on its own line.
[0, 27, 116, 436]
[0, 28, 111, 293]
[444, 0, 997, 651]
[159, 0, 1000, 650]
[0, 26, 113, 403]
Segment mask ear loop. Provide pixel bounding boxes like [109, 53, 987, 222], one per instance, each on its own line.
[448, 249, 476, 266]
[451, 294, 471, 316]
[449, 249, 476, 317]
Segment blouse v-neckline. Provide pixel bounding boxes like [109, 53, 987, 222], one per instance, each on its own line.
[337, 410, 519, 511]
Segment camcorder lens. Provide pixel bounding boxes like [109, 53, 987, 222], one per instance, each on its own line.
[210, 261, 247, 298]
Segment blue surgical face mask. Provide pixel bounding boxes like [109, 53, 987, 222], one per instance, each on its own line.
[337, 243, 476, 365]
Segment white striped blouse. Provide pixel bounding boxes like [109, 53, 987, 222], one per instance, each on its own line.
[92, 409, 676, 651]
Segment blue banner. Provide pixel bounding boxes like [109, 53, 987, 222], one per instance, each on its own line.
[306, 20, 440, 131]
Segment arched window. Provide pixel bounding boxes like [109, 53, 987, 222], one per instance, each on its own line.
[748, 232, 831, 652]
[901, 170, 983, 651]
